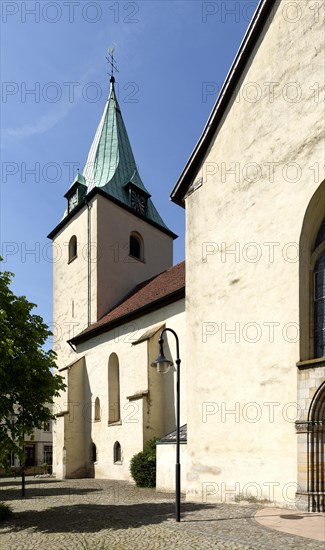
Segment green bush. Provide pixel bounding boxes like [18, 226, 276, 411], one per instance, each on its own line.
[0, 502, 13, 522]
[130, 438, 158, 488]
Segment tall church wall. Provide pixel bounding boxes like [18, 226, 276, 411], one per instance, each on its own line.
[184, 1, 324, 506]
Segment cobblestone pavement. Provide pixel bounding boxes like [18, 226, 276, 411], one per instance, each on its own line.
[0, 478, 323, 549]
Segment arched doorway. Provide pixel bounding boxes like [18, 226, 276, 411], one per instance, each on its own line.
[308, 382, 325, 512]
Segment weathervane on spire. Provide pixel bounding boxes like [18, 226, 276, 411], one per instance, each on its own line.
[106, 46, 119, 83]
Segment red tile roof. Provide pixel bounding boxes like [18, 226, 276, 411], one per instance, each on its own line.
[71, 261, 185, 344]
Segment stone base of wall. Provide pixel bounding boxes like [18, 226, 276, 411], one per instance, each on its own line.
[296, 360, 325, 511]
[296, 492, 325, 512]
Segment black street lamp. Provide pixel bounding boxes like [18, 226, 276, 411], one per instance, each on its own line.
[21, 454, 25, 498]
[21, 411, 26, 498]
[151, 328, 181, 522]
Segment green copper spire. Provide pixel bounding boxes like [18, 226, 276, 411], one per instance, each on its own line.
[83, 77, 148, 194]
[81, 76, 170, 231]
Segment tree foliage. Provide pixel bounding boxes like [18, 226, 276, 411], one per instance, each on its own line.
[0, 262, 65, 467]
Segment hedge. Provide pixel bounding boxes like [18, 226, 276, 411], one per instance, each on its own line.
[130, 438, 158, 488]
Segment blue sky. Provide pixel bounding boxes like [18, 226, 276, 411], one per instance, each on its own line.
[1, 0, 259, 341]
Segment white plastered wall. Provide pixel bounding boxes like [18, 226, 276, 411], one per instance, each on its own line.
[156, 444, 187, 493]
[184, 0, 324, 506]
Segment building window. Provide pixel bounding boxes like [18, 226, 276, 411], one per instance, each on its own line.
[94, 397, 101, 421]
[313, 219, 325, 358]
[43, 445, 53, 465]
[9, 452, 16, 467]
[43, 421, 51, 432]
[314, 219, 325, 250]
[108, 353, 120, 424]
[91, 442, 97, 463]
[129, 233, 143, 260]
[68, 235, 77, 263]
[24, 444, 35, 467]
[113, 441, 122, 463]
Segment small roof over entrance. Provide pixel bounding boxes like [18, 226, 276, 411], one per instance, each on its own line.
[157, 424, 187, 445]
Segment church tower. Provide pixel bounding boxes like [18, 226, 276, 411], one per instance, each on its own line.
[48, 73, 176, 372]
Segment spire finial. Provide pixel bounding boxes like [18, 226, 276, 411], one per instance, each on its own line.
[106, 45, 119, 84]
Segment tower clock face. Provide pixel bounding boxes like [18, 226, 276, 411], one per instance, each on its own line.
[130, 188, 146, 215]
[68, 192, 78, 213]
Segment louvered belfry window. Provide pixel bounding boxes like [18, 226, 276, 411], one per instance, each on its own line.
[313, 219, 325, 358]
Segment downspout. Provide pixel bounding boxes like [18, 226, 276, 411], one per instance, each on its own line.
[86, 199, 92, 326]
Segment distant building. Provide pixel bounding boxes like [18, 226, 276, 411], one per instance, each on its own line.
[3, 422, 53, 475]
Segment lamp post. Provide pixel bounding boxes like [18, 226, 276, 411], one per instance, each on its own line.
[151, 328, 181, 522]
[21, 409, 26, 498]
[21, 451, 25, 498]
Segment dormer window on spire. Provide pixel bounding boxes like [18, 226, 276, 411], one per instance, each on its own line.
[64, 172, 87, 215]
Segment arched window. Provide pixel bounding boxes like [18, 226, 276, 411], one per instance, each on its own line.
[129, 233, 143, 260]
[94, 397, 101, 421]
[113, 441, 122, 463]
[68, 235, 77, 263]
[108, 353, 120, 423]
[313, 218, 325, 359]
[91, 442, 97, 463]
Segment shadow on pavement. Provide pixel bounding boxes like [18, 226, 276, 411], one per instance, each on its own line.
[1, 502, 217, 533]
[0, 480, 104, 502]
[0, 478, 61, 488]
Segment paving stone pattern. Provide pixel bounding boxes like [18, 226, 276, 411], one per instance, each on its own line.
[0, 478, 322, 549]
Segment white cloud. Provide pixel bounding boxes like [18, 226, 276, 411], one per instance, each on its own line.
[2, 66, 98, 140]
[2, 104, 72, 139]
